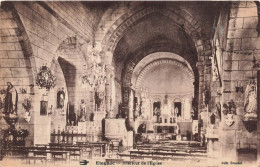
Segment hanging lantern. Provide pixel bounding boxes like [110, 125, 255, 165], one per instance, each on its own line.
[36, 65, 56, 91]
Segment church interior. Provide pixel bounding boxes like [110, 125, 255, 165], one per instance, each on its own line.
[0, 1, 260, 166]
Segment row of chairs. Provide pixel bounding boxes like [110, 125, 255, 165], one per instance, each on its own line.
[1, 140, 126, 164]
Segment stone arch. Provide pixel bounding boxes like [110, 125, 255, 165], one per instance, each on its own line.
[120, 45, 200, 120]
[52, 36, 87, 66]
[95, 2, 146, 43]
[0, 2, 41, 146]
[152, 96, 162, 103]
[98, 3, 212, 120]
[50, 36, 89, 116]
[173, 98, 182, 102]
[134, 59, 194, 90]
[102, 5, 211, 61]
[122, 44, 199, 88]
[8, 2, 37, 91]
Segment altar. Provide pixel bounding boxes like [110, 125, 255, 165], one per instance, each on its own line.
[129, 88, 194, 142]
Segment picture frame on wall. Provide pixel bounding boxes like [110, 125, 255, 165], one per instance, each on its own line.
[40, 101, 48, 115]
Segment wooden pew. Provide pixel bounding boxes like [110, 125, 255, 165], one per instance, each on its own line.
[76, 141, 108, 157]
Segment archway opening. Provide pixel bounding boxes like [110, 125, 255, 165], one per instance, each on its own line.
[126, 52, 196, 142]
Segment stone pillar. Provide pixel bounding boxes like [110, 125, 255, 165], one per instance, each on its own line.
[187, 97, 193, 120]
[122, 87, 130, 118]
[105, 83, 111, 113]
[128, 89, 134, 121]
[105, 65, 116, 118]
[196, 62, 204, 142]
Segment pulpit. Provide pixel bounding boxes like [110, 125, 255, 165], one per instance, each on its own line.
[105, 118, 126, 140]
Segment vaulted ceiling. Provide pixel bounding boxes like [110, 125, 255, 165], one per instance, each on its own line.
[105, 2, 223, 82]
[81, 1, 223, 84]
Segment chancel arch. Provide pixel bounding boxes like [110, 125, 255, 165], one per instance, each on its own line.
[123, 51, 196, 140]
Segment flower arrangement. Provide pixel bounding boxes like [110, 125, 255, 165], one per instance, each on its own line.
[17, 128, 29, 139]
[22, 97, 32, 112]
[22, 97, 32, 123]
[36, 65, 56, 90]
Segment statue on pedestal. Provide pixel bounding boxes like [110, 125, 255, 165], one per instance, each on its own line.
[243, 79, 258, 132]
[174, 107, 179, 118]
[79, 99, 86, 122]
[57, 88, 65, 109]
[244, 80, 257, 119]
[4, 82, 18, 116]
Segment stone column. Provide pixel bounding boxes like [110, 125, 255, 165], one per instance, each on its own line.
[105, 65, 116, 118]
[185, 96, 193, 120]
[197, 60, 205, 142]
[128, 89, 134, 121]
[105, 82, 110, 113]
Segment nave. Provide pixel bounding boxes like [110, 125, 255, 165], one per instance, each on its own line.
[0, 1, 260, 166]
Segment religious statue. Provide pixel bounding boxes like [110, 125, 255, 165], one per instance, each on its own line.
[174, 107, 179, 118]
[171, 107, 175, 117]
[79, 99, 86, 122]
[154, 107, 160, 116]
[176, 124, 180, 134]
[57, 88, 65, 109]
[95, 91, 105, 111]
[4, 82, 18, 115]
[244, 80, 257, 118]
[215, 102, 221, 120]
[135, 102, 140, 118]
[140, 101, 147, 119]
[212, 55, 219, 82]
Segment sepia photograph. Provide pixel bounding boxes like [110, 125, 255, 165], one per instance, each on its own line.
[0, 1, 259, 166]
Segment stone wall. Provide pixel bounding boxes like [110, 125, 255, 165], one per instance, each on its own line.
[0, 1, 103, 145]
[0, 4, 35, 145]
[219, 1, 259, 160]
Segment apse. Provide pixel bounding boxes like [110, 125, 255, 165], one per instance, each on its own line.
[136, 62, 193, 94]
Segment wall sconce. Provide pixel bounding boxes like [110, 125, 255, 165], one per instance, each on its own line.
[252, 56, 260, 68]
[235, 81, 244, 93]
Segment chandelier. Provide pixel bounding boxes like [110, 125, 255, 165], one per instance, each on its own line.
[81, 64, 107, 91]
[80, 42, 107, 92]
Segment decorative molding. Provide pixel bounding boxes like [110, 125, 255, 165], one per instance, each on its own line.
[135, 59, 194, 89]
[36, 65, 56, 91]
[102, 6, 206, 53]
